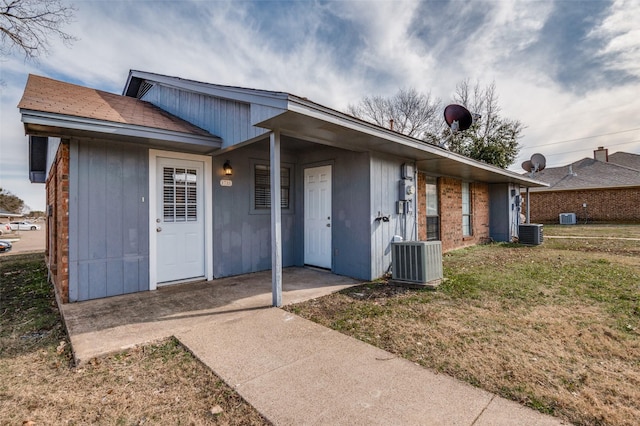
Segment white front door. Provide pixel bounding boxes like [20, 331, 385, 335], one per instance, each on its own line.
[156, 157, 205, 284]
[304, 165, 332, 269]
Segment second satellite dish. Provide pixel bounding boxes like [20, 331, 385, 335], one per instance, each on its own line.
[522, 153, 547, 176]
[530, 153, 546, 171]
[444, 104, 473, 132]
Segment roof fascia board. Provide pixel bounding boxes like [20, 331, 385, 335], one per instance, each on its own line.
[126, 70, 289, 109]
[530, 184, 640, 192]
[20, 110, 222, 147]
[282, 98, 547, 187]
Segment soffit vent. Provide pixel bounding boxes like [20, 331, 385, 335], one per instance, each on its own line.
[137, 81, 154, 99]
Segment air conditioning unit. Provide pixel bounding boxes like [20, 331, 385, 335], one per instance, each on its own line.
[559, 213, 576, 225]
[518, 224, 544, 245]
[391, 241, 442, 288]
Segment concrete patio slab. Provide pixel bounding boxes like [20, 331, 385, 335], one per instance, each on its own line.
[61, 267, 359, 363]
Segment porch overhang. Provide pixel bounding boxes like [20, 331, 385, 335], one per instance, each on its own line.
[20, 109, 222, 154]
[256, 106, 547, 188]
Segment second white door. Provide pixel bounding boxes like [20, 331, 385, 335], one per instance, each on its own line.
[304, 165, 332, 269]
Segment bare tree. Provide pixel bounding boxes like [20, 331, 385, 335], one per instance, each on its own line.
[0, 0, 76, 59]
[347, 81, 522, 168]
[443, 79, 524, 169]
[347, 88, 442, 140]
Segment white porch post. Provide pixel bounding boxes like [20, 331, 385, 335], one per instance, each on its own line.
[270, 130, 283, 307]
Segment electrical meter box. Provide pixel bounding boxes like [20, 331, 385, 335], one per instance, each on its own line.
[400, 180, 415, 201]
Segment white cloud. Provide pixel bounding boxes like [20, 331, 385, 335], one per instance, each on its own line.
[588, 0, 640, 78]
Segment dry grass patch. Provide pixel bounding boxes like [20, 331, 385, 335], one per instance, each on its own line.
[287, 237, 640, 426]
[545, 224, 640, 239]
[0, 253, 269, 425]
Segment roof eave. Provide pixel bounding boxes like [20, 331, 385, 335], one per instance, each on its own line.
[262, 99, 548, 188]
[20, 109, 222, 148]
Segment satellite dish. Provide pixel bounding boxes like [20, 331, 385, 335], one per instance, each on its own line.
[522, 153, 547, 177]
[444, 104, 473, 132]
[530, 153, 546, 171]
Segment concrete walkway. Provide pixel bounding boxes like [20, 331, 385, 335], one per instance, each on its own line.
[61, 268, 566, 425]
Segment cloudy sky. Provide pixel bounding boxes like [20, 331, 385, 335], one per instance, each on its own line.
[1, 0, 639, 211]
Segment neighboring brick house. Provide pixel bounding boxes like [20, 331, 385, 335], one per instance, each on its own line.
[523, 148, 640, 223]
[18, 72, 544, 304]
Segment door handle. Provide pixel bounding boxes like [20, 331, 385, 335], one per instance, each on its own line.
[326, 223, 331, 227]
[156, 227, 162, 232]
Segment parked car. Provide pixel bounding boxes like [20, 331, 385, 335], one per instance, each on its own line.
[0, 240, 12, 253]
[0, 223, 11, 235]
[9, 221, 41, 231]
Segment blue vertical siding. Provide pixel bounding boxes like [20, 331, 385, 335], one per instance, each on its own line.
[212, 142, 298, 277]
[68, 139, 149, 302]
[369, 153, 416, 279]
[212, 140, 373, 281]
[489, 183, 516, 242]
[141, 85, 276, 148]
[296, 147, 371, 280]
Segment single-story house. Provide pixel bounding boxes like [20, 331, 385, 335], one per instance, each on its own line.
[522, 148, 640, 223]
[18, 71, 545, 304]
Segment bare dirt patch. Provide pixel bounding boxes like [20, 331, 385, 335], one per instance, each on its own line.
[287, 236, 640, 426]
[0, 253, 270, 425]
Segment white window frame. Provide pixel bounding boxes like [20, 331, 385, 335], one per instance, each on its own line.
[250, 159, 294, 215]
[425, 176, 440, 241]
[462, 181, 472, 236]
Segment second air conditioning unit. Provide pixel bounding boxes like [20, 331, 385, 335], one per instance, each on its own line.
[559, 213, 577, 225]
[391, 241, 443, 288]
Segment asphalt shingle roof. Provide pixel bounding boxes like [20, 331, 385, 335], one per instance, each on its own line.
[530, 154, 640, 191]
[608, 152, 640, 171]
[18, 74, 213, 137]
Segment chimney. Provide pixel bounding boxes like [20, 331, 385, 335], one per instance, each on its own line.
[594, 146, 608, 162]
[389, 118, 394, 131]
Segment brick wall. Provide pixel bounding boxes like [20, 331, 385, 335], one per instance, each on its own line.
[417, 173, 490, 252]
[439, 177, 461, 252]
[525, 187, 640, 223]
[472, 182, 490, 244]
[46, 141, 70, 303]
